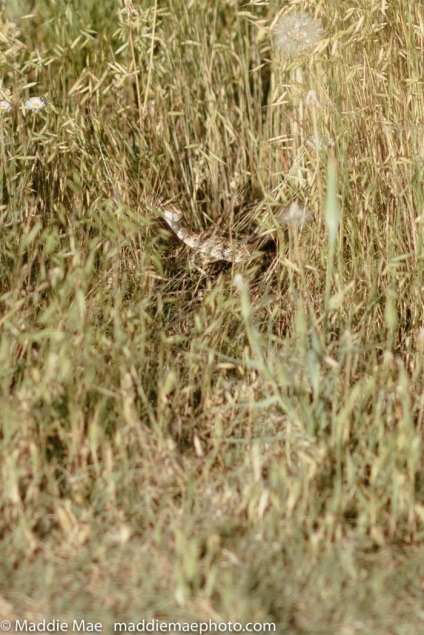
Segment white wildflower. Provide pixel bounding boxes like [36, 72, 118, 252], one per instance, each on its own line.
[24, 97, 46, 111]
[0, 100, 12, 112]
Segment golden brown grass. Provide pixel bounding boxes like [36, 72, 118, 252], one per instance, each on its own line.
[0, 1, 423, 632]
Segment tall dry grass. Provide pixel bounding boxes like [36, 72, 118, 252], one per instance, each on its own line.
[0, 0, 423, 631]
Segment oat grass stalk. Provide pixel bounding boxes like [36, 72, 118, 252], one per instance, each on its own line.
[125, 0, 143, 131]
[324, 154, 341, 325]
[143, 0, 158, 128]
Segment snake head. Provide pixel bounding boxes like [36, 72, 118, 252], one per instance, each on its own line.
[161, 206, 183, 233]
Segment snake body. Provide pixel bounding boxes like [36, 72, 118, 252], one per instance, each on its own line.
[158, 200, 311, 264]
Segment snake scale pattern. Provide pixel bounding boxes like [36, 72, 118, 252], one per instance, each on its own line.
[158, 200, 311, 263]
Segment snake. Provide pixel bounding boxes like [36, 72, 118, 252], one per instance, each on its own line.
[157, 199, 312, 264]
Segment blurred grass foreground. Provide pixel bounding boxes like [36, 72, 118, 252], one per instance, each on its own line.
[0, 1, 423, 632]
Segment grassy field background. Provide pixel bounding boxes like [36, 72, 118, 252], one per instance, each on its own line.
[0, 0, 423, 632]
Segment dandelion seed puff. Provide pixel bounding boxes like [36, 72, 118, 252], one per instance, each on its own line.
[277, 201, 312, 227]
[306, 136, 335, 151]
[24, 97, 46, 111]
[305, 90, 320, 108]
[0, 100, 12, 112]
[233, 273, 246, 292]
[273, 11, 323, 59]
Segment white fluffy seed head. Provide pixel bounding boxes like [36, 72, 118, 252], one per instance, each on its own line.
[305, 90, 320, 108]
[277, 201, 313, 227]
[273, 11, 323, 59]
